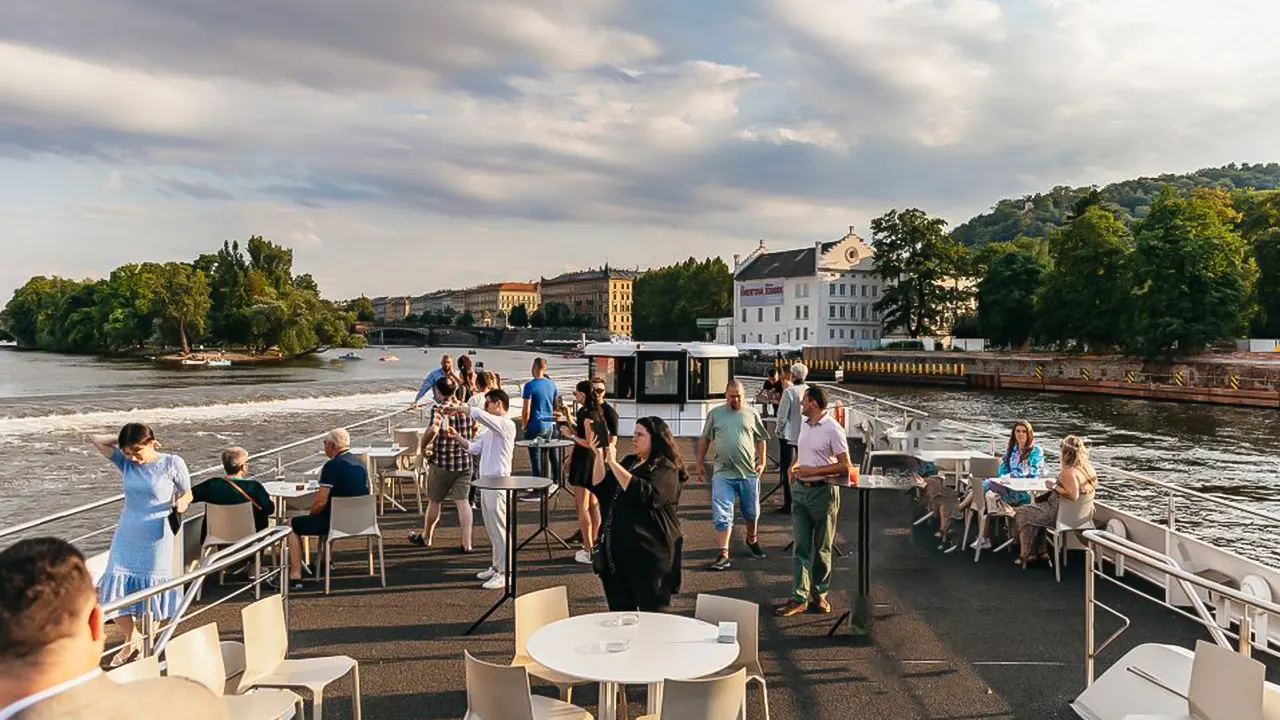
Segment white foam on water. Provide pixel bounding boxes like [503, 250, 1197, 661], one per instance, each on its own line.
[0, 390, 416, 439]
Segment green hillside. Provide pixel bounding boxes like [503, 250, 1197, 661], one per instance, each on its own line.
[951, 162, 1280, 246]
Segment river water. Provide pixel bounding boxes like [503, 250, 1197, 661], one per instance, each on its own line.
[3, 348, 1278, 562]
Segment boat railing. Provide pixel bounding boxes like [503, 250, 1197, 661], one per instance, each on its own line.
[102, 525, 292, 660]
[814, 382, 1280, 533]
[0, 406, 421, 545]
[1080, 529, 1280, 686]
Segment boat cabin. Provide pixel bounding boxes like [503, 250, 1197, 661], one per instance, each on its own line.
[585, 342, 738, 437]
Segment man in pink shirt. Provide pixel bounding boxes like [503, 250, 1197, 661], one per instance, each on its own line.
[776, 386, 851, 617]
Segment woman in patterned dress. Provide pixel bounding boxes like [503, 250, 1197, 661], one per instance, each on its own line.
[90, 423, 193, 665]
[1013, 435, 1097, 567]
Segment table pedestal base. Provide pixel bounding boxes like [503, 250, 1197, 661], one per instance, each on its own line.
[830, 488, 872, 637]
[465, 488, 519, 636]
[516, 488, 572, 559]
[594, 681, 661, 720]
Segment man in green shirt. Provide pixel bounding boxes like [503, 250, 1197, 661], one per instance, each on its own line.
[191, 446, 275, 532]
[697, 380, 769, 570]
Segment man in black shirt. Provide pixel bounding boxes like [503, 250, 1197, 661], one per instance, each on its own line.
[286, 428, 369, 587]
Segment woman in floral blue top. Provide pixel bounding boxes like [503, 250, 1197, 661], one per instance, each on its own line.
[957, 420, 1044, 548]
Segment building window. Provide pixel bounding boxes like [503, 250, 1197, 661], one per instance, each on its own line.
[775, 334, 780, 344]
[741, 334, 746, 343]
[839, 283, 847, 296]
[804, 327, 809, 341]
[803, 306, 809, 320]
[829, 329, 835, 339]
[829, 306, 836, 319]
[794, 285, 800, 298]
[829, 283, 836, 296]
[861, 285, 868, 297]
[774, 307, 780, 322]
[838, 305, 846, 319]
[757, 334, 762, 343]
[795, 306, 801, 320]
[872, 285, 878, 297]
[592, 356, 636, 400]
[861, 305, 868, 321]
[742, 308, 747, 322]
[757, 308, 763, 323]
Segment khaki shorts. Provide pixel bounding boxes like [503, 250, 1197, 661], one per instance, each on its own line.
[428, 466, 472, 503]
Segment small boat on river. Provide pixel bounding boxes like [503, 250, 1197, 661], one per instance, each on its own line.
[337, 352, 363, 361]
[378, 354, 399, 362]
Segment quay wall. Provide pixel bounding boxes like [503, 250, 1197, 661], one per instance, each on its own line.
[789, 348, 1280, 409]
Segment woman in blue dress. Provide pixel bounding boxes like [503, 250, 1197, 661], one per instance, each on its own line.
[91, 423, 193, 665]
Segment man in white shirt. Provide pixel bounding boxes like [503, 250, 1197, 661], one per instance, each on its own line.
[448, 387, 517, 590]
[0, 538, 227, 720]
[777, 385, 852, 617]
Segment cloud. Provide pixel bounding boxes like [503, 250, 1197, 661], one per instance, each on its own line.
[2, 0, 1280, 301]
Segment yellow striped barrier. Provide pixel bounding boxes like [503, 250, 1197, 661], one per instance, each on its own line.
[1229, 374, 1239, 391]
[1034, 364, 1043, 380]
[1125, 371, 1136, 383]
[1174, 372, 1185, 387]
[1080, 367, 1091, 381]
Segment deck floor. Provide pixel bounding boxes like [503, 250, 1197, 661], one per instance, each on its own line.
[180, 438, 1278, 719]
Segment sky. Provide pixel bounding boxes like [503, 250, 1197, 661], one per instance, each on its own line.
[3, 0, 1280, 301]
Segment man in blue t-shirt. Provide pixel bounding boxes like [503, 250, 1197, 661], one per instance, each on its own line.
[520, 357, 560, 481]
[285, 428, 369, 588]
[411, 354, 461, 407]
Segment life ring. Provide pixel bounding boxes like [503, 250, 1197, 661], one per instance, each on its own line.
[1239, 574, 1274, 648]
[1102, 518, 1128, 577]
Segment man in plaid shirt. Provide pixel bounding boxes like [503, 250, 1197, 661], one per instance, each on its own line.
[409, 377, 477, 551]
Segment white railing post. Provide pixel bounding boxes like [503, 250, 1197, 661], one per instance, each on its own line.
[1084, 545, 1096, 686]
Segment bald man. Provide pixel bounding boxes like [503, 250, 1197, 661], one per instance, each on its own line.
[697, 380, 769, 571]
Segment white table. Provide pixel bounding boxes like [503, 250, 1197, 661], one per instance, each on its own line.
[262, 480, 320, 521]
[527, 611, 738, 720]
[982, 475, 1048, 493]
[913, 449, 995, 463]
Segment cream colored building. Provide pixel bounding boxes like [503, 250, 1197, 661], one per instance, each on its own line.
[539, 267, 638, 336]
[462, 282, 540, 327]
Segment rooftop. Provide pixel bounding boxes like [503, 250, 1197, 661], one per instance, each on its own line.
[542, 266, 642, 284]
[164, 437, 1279, 719]
[735, 241, 842, 281]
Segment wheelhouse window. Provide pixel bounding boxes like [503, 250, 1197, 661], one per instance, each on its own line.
[688, 357, 731, 401]
[638, 355, 681, 402]
[592, 356, 636, 400]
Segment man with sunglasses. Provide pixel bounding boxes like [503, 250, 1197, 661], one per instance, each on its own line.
[191, 447, 275, 532]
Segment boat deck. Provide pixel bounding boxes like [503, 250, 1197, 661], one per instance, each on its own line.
[178, 438, 1280, 719]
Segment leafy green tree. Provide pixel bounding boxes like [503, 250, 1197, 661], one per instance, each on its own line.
[456, 311, 476, 327]
[1251, 228, 1280, 337]
[529, 307, 546, 328]
[970, 235, 1050, 277]
[1127, 188, 1256, 356]
[155, 263, 211, 354]
[1035, 206, 1133, 351]
[535, 302, 573, 328]
[101, 263, 162, 349]
[247, 236, 294, 295]
[3, 276, 65, 347]
[870, 208, 971, 337]
[508, 303, 530, 328]
[348, 296, 376, 322]
[633, 258, 729, 341]
[977, 250, 1048, 349]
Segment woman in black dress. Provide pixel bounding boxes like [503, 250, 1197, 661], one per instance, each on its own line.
[586, 416, 685, 612]
[561, 381, 612, 563]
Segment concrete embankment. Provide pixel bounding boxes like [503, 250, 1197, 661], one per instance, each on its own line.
[789, 349, 1280, 408]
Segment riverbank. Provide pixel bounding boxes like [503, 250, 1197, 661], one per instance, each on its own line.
[797, 348, 1280, 409]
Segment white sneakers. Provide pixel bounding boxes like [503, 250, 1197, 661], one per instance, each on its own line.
[970, 537, 992, 550]
[481, 573, 506, 590]
[574, 549, 592, 565]
[477, 568, 497, 581]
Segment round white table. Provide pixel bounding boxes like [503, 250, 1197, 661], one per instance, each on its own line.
[526, 611, 739, 720]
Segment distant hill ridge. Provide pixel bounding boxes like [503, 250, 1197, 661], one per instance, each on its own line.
[951, 162, 1280, 247]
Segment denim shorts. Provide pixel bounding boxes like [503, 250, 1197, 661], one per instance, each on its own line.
[711, 476, 761, 531]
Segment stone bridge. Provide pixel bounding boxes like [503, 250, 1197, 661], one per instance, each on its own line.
[356, 324, 505, 347]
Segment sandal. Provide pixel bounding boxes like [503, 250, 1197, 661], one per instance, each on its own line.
[407, 532, 426, 547]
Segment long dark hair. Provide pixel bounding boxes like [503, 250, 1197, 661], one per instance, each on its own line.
[1004, 419, 1034, 466]
[457, 355, 476, 400]
[635, 416, 686, 481]
[117, 423, 155, 448]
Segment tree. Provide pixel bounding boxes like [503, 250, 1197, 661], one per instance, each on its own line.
[456, 311, 476, 327]
[977, 249, 1048, 349]
[633, 258, 730, 341]
[535, 302, 573, 328]
[348, 296, 375, 322]
[508, 303, 530, 328]
[1036, 205, 1133, 351]
[154, 263, 211, 354]
[1127, 188, 1256, 357]
[246, 236, 294, 295]
[870, 208, 971, 337]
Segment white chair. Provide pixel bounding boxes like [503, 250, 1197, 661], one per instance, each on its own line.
[324, 495, 385, 594]
[239, 594, 362, 720]
[693, 594, 769, 720]
[957, 457, 1006, 561]
[107, 654, 161, 683]
[1048, 493, 1096, 583]
[513, 586, 590, 702]
[1123, 640, 1264, 720]
[464, 651, 593, 720]
[223, 640, 247, 696]
[197, 503, 259, 600]
[165, 622, 303, 720]
[636, 668, 748, 720]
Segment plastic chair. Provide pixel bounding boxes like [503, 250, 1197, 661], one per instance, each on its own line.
[693, 594, 769, 720]
[165, 622, 303, 720]
[239, 594, 361, 720]
[512, 586, 590, 702]
[1123, 640, 1264, 720]
[635, 668, 747, 720]
[107, 654, 161, 683]
[324, 495, 385, 594]
[1048, 492, 1096, 583]
[222, 640, 247, 696]
[198, 503, 259, 600]
[463, 651, 593, 720]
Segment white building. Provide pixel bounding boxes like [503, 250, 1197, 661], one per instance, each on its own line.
[732, 227, 888, 349]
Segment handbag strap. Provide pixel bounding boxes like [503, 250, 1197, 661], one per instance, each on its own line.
[222, 478, 262, 511]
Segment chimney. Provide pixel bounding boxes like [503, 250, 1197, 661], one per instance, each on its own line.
[733, 253, 741, 271]
[848, 225, 855, 236]
[815, 240, 823, 274]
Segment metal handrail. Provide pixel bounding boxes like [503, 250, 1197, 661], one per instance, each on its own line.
[813, 382, 1280, 528]
[1081, 529, 1280, 686]
[0, 406, 415, 542]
